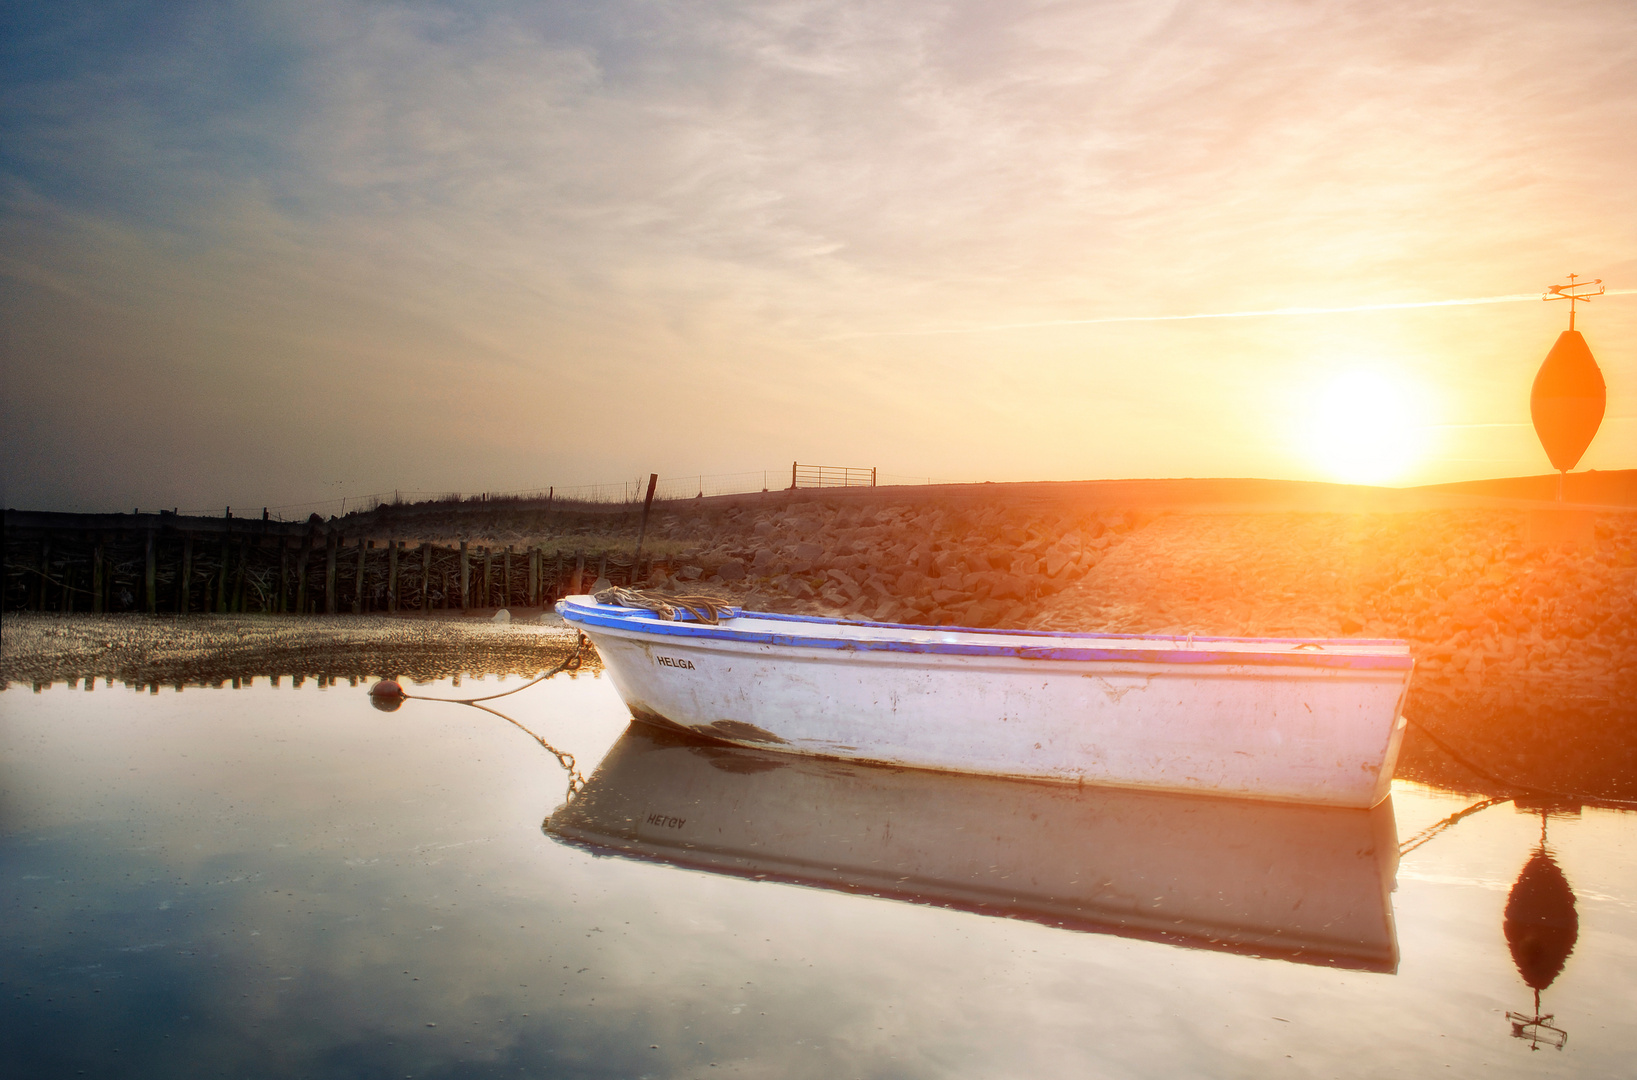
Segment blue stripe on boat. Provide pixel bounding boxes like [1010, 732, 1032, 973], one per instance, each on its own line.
[560, 600, 1415, 671]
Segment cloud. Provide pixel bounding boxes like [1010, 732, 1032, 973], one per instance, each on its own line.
[2, 0, 1635, 508]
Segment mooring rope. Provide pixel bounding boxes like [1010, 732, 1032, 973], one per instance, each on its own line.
[371, 633, 591, 800]
[1404, 715, 1637, 810]
[1397, 796, 1510, 856]
[464, 699, 587, 803]
[591, 586, 737, 624]
[391, 634, 587, 706]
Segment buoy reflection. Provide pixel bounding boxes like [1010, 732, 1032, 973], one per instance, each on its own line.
[1503, 810, 1578, 1051]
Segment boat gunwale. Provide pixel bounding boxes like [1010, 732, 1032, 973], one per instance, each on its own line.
[559, 597, 1415, 672]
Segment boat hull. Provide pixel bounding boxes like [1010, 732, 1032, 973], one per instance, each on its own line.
[558, 596, 1412, 808]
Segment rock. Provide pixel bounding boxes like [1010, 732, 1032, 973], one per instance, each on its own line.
[873, 599, 906, 623]
[825, 569, 863, 599]
[751, 548, 777, 573]
[714, 559, 747, 582]
[675, 564, 704, 581]
[990, 574, 1027, 601]
[794, 542, 825, 562]
[960, 599, 1007, 627]
[491, 609, 511, 623]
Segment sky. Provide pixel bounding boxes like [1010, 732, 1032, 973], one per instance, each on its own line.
[2, 0, 1634, 514]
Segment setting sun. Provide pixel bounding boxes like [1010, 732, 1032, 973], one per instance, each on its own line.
[1307, 369, 1433, 485]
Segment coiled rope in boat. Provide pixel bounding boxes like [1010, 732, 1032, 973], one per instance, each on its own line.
[591, 586, 737, 624]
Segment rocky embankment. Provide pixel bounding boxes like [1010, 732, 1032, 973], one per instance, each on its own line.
[643, 502, 1634, 708]
[644, 498, 1147, 629]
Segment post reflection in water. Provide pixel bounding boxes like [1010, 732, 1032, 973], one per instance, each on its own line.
[1503, 810, 1579, 1051]
[546, 723, 1402, 972]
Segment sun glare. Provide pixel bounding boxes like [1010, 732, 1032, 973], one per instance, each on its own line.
[1306, 369, 1431, 486]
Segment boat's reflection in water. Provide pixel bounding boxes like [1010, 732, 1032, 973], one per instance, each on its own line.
[546, 724, 1401, 973]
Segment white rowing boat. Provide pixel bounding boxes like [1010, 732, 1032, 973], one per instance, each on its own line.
[546, 724, 1401, 971]
[556, 594, 1414, 808]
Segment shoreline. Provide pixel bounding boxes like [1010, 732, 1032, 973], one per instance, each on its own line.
[0, 612, 588, 688]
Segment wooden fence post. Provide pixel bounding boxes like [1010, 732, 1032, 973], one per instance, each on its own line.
[92, 541, 104, 614]
[352, 539, 365, 614]
[570, 550, 584, 595]
[632, 473, 658, 584]
[528, 547, 539, 607]
[144, 530, 157, 614]
[234, 539, 249, 612]
[177, 535, 192, 614]
[325, 532, 338, 614]
[388, 539, 399, 614]
[216, 534, 231, 613]
[504, 547, 513, 609]
[483, 547, 493, 609]
[459, 541, 470, 611]
[421, 543, 432, 614]
[296, 533, 311, 615]
[278, 542, 289, 613]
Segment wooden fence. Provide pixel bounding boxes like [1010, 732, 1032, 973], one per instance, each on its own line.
[1, 510, 647, 615]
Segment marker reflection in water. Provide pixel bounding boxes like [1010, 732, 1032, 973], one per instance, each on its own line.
[1503, 809, 1579, 1051]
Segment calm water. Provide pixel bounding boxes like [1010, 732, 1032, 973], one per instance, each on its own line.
[2, 674, 1633, 1078]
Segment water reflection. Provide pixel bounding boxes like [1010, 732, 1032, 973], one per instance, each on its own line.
[1503, 810, 1579, 1051]
[7, 675, 1637, 1076]
[547, 724, 1402, 972]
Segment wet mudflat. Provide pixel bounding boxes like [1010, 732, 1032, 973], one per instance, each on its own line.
[3, 673, 1634, 1078]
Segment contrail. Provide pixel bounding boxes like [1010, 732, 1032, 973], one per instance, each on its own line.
[834, 287, 1637, 339]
